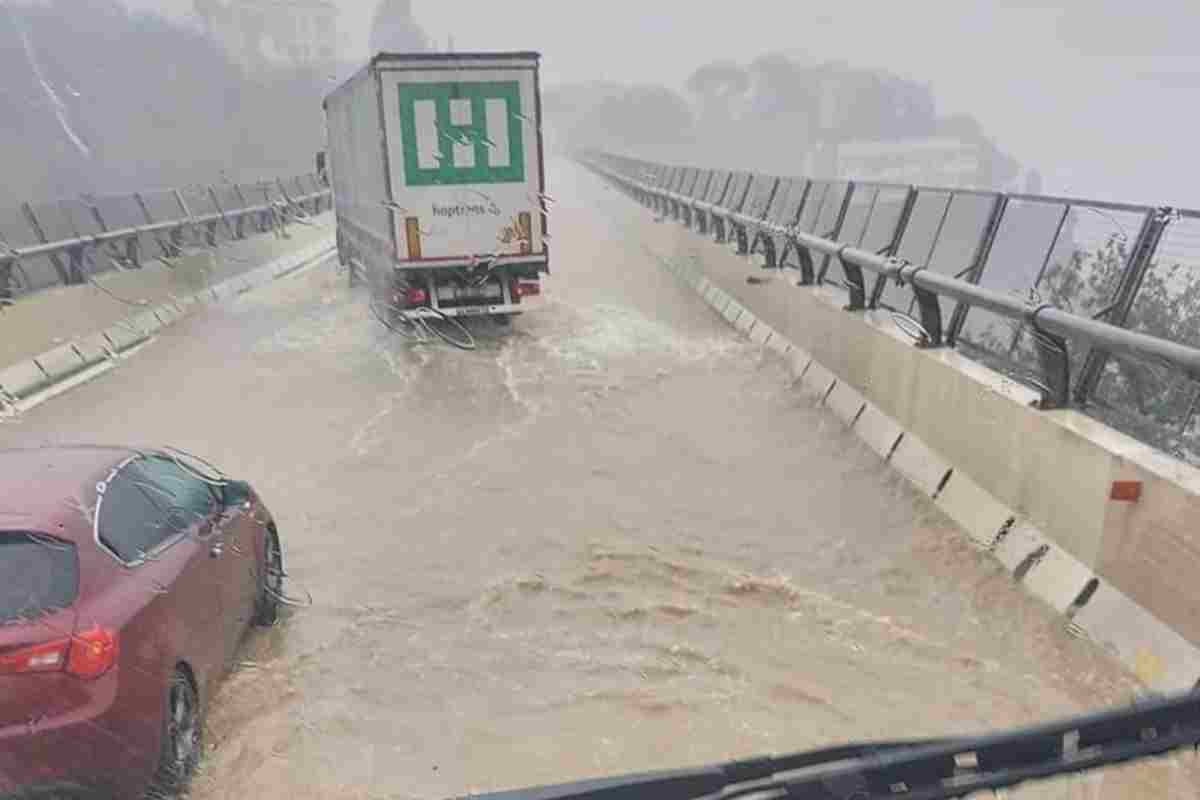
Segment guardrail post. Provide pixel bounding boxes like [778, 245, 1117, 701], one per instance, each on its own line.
[84, 196, 108, 234]
[1073, 207, 1174, 405]
[233, 185, 251, 238]
[125, 235, 140, 268]
[209, 186, 235, 239]
[1029, 315, 1072, 409]
[21, 203, 72, 285]
[897, 263, 945, 348]
[67, 245, 86, 285]
[172, 190, 192, 252]
[792, 236, 817, 285]
[868, 188, 919, 308]
[946, 195, 1008, 346]
[136, 192, 175, 258]
[83, 195, 136, 270]
[816, 183, 855, 285]
[838, 250, 867, 309]
[0, 235, 15, 303]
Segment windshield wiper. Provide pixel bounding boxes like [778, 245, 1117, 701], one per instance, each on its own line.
[467, 739, 954, 800]
[463, 690, 1200, 800]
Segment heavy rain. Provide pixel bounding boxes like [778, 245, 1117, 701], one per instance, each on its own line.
[3, 2, 1200, 800]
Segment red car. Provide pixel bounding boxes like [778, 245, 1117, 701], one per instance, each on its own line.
[0, 445, 283, 799]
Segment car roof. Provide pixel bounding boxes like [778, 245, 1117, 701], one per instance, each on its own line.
[0, 445, 140, 541]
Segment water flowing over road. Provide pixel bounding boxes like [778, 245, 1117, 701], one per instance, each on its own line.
[1, 159, 1193, 799]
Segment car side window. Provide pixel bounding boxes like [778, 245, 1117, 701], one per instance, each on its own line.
[96, 456, 218, 563]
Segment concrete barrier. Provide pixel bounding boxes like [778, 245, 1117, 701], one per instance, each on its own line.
[75, 332, 115, 366]
[0, 226, 336, 417]
[934, 470, 1016, 549]
[130, 310, 164, 335]
[798, 359, 836, 403]
[0, 360, 48, 399]
[826, 381, 867, 427]
[748, 321, 774, 346]
[34, 344, 87, 384]
[854, 404, 905, 461]
[891, 434, 953, 498]
[103, 323, 148, 354]
[636, 205, 1200, 692]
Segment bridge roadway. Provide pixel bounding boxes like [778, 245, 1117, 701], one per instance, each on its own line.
[1, 160, 1192, 799]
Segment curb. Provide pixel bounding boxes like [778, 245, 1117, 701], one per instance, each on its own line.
[0, 238, 336, 415]
[668, 249, 1200, 693]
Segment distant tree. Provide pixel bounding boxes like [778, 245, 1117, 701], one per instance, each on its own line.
[685, 61, 750, 123]
[549, 84, 694, 158]
[0, 0, 327, 203]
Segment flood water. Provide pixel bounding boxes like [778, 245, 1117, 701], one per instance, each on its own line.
[1, 160, 1195, 799]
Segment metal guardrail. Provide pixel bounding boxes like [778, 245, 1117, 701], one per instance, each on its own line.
[582, 151, 1200, 429]
[0, 173, 333, 303]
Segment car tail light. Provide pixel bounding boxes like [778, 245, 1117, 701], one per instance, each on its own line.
[0, 638, 70, 675]
[405, 286, 428, 305]
[65, 626, 118, 680]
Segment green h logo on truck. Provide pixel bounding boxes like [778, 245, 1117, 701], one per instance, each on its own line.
[398, 81, 526, 186]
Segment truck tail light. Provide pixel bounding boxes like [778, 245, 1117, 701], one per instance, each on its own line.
[405, 217, 422, 260]
[0, 638, 70, 675]
[518, 212, 532, 255]
[405, 286, 428, 305]
[65, 626, 118, 680]
[512, 280, 541, 298]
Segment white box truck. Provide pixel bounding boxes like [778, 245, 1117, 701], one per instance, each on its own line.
[323, 52, 549, 330]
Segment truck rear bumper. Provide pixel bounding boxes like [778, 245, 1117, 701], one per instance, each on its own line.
[406, 299, 542, 320]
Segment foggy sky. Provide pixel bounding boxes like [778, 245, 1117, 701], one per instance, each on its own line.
[64, 0, 1200, 206]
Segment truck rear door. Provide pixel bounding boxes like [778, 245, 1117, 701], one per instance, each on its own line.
[377, 54, 546, 266]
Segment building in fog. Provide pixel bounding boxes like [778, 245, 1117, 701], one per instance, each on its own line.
[369, 0, 430, 54]
[194, 0, 337, 73]
[834, 138, 984, 187]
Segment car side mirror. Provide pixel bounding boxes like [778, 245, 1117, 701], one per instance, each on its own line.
[222, 480, 253, 509]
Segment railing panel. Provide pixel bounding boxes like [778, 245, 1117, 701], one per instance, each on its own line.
[925, 191, 1002, 330]
[796, 181, 832, 234]
[1091, 215, 1200, 457]
[877, 189, 952, 311]
[705, 170, 732, 205]
[859, 187, 909, 254]
[957, 197, 1071, 362]
[723, 172, 754, 213]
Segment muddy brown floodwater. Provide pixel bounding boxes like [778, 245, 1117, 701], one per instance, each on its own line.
[2, 160, 1197, 799]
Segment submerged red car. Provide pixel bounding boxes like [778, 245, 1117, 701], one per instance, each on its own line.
[0, 445, 283, 799]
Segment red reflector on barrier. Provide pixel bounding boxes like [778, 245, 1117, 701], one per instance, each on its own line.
[1110, 480, 1142, 502]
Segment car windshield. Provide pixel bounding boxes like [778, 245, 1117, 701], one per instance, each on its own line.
[3, 2, 1200, 800]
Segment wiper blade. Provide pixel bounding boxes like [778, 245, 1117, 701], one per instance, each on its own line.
[463, 690, 1200, 800]
[464, 738, 956, 800]
[772, 689, 1200, 799]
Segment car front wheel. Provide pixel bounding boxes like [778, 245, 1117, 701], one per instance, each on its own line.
[253, 525, 283, 627]
[148, 668, 202, 797]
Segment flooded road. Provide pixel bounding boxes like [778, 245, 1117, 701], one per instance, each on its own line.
[1, 159, 1194, 798]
